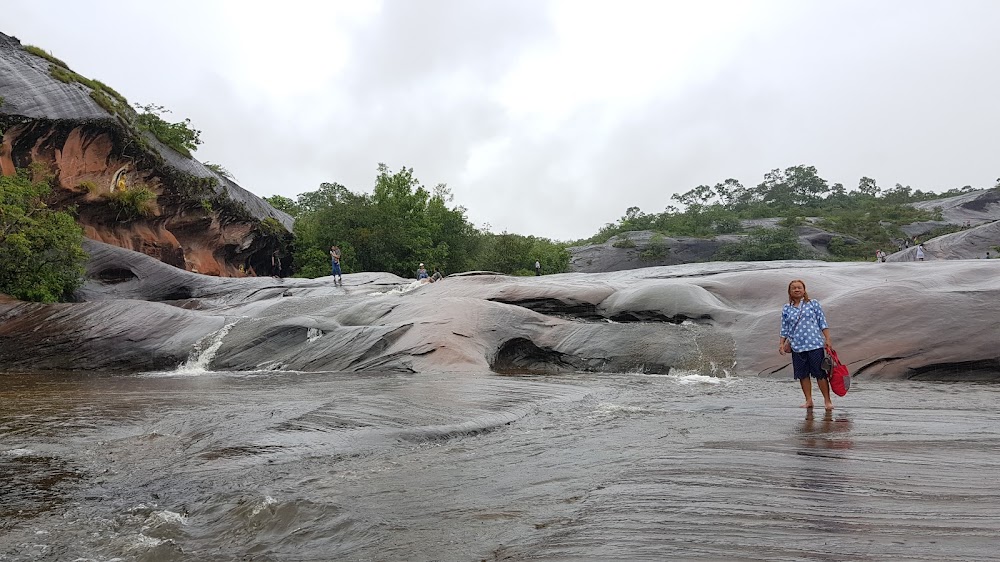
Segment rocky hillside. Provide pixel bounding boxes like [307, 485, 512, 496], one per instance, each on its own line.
[0, 32, 292, 277]
[568, 223, 857, 273]
[570, 190, 1000, 272]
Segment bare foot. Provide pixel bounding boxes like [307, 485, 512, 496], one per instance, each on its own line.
[825, 402, 834, 410]
[800, 402, 814, 409]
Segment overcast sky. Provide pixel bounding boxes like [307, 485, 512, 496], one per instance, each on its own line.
[6, 1, 1000, 240]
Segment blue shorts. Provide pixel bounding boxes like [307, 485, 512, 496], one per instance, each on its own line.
[792, 348, 827, 380]
[331, 262, 341, 276]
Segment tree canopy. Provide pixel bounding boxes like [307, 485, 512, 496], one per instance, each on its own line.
[0, 169, 87, 302]
[288, 164, 569, 278]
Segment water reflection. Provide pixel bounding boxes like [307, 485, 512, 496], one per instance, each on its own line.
[798, 409, 854, 451]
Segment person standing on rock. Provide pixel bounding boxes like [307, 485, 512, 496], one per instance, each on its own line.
[778, 279, 834, 410]
[915, 244, 925, 261]
[535, 260, 541, 276]
[330, 245, 343, 284]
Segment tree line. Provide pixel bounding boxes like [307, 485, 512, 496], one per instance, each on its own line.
[584, 165, 996, 261]
[265, 164, 569, 279]
[3, 160, 994, 302]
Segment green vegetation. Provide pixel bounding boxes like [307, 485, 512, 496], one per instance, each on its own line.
[78, 180, 99, 194]
[28, 44, 207, 165]
[134, 104, 202, 157]
[24, 45, 69, 69]
[264, 195, 300, 217]
[715, 227, 805, 261]
[611, 234, 636, 248]
[48, 64, 130, 117]
[582, 165, 977, 262]
[0, 170, 86, 302]
[258, 217, 284, 236]
[89, 89, 116, 114]
[106, 185, 156, 221]
[640, 233, 669, 261]
[289, 164, 570, 278]
[204, 162, 233, 179]
[210, 191, 253, 223]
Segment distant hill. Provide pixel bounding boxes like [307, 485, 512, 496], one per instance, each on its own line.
[570, 189, 1000, 272]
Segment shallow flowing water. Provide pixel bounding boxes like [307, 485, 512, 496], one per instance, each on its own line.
[2, 369, 999, 561]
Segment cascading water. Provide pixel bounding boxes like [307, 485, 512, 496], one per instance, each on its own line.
[176, 320, 239, 374]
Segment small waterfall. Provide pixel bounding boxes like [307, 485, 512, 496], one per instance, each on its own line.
[176, 320, 239, 374]
[306, 328, 324, 343]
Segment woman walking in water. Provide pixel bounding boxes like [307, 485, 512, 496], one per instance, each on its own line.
[778, 279, 834, 410]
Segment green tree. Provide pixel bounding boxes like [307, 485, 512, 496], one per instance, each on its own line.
[0, 171, 87, 302]
[134, 103, 202, 157]
[288, 165, 497, 278]
[264, 195, 300, 217]
[715, 227, 804, 261]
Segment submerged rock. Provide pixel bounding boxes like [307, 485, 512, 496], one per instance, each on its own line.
[1, 241, 997, 381]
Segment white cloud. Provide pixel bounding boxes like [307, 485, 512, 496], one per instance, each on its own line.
[4, 0, 1000, 240]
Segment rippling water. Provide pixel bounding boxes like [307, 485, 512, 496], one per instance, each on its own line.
[2, 370, 999, 561]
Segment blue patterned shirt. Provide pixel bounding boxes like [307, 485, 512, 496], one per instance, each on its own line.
[780, 299, 829, 352]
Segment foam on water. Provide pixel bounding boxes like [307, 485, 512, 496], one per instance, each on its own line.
[251, 495, 278, 517]
[175, 320, 240, 375]
[151, 510, 188, 526]
[368, 280, 427, 296]
[306, 327, 324, 343]
[2, 448, 33, 457]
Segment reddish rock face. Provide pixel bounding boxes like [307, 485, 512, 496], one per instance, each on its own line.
[1, 121, 287, 277]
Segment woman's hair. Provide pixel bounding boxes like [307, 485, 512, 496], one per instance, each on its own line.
[787, 279, 811, 304]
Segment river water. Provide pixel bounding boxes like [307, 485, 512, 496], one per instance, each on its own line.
[2, 369, 999, 561]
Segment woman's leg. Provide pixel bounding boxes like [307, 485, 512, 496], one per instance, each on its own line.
[799, 377, 813, 408]
[817, 378, 834, 410]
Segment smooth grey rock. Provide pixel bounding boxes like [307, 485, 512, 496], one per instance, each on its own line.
[886, 220, 1000, 261]
[2, 242, 998, 380]
[910, 188, 1000, 228]
[0, 33, 109, 120]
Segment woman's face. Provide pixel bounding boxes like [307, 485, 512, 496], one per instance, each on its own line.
[789, 282, 805, 299]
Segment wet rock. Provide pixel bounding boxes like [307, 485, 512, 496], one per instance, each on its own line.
[2, 242, 997, 380]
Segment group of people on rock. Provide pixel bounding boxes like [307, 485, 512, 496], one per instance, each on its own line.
[416, 263, 443, 283]
[326, 245, 548, 285]
[876, 242, 930, 262]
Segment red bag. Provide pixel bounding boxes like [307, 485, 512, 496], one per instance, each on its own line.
[826, 347, 851, 396]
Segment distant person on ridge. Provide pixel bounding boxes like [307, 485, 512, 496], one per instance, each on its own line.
[915, 244, 925, 261]
[330, 245, 342, 284]
[535, 260, 541, 276]
[417, 263, 429, 280]
[271, 250, 282, 277]
[430, 267, 443, 282]
[778, 279, 834, 411]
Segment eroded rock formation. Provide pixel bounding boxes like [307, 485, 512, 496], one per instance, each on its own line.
[2, 240, 997, 381]
[0, 31, 291, 277]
